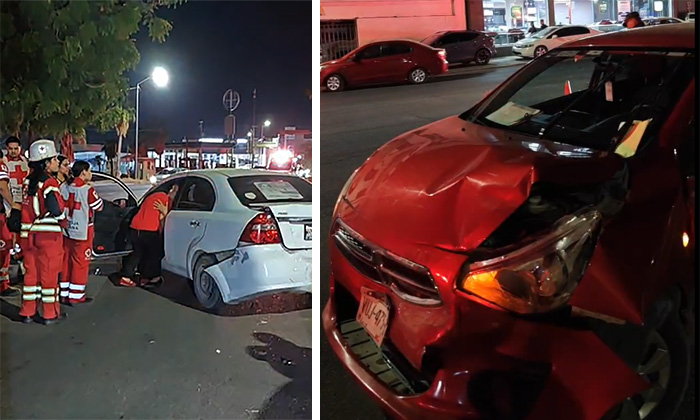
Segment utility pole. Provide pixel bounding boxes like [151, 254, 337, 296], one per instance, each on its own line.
[252, 88, 257, 166]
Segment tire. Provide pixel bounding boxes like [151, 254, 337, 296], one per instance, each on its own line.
[193, 255, 225, 311]
[325, 74, 345, 92]
[600, 313, 690, 420]
[474, 48, 491, 65]
[408, 67, 428, 84]
[534, 46, 548, 58]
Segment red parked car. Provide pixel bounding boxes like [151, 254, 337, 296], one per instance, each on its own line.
[324, 24, 696, 420]
[320, 40, 448, 92]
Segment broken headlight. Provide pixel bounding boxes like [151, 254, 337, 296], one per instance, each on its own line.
[458, 209, 602, 314]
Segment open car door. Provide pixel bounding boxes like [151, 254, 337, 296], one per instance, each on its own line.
[90, 173, 139, 259]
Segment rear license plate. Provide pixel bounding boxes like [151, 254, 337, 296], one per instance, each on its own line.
[357, 288, 390, 347]
[304, 224, 312, 241]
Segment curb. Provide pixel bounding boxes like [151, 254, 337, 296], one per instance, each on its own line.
[438, 59, 527, 78]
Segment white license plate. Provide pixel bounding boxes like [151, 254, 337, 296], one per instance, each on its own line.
[356, 288, 390, 347]
[304, 224, 312, 241]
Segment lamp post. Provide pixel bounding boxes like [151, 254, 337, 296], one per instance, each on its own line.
[261, 120, 271, 139]
[131, 66, 168, 178]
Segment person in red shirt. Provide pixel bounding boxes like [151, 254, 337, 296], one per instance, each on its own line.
[0, 149, 21, 296]
[119, 183, 178, 287]
[61, 161, 103, 305]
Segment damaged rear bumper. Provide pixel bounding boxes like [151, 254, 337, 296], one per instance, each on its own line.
[204, 244, 311, 304]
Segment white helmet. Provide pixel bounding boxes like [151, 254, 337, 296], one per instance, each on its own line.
[29, 139, 58, 162]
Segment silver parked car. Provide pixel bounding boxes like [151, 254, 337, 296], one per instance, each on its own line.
[90, 169, 312, 310]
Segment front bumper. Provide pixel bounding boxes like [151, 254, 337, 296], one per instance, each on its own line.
[511, 45, 535, 58]
[325, 233, 649, 420]
[204, 244, 311, 304]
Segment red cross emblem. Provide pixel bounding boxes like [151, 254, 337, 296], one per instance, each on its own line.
[67, 192, 82, 217]
[9, 165, 29, 183]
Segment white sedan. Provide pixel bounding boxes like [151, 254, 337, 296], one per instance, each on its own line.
[512, 25, 601, 58]
[90, 169, 312, 310]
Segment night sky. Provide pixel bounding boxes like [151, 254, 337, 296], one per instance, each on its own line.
[89, 0, 311, 145]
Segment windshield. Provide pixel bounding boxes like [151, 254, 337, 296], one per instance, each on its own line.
[465, 49, 695, 151]
[531, 26, 558, 39]
[421, 33, 443, 45]
[229, 175, 311, 206]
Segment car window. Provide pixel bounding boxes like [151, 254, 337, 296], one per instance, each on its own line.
[467, 49, 696, 151]
[420, 32, 444, 45]
[568, 27, 590, 36]
[439, 33, 462, 45]
[531, 26, 559, 39]
[174, 177, 215, 211]
[91, 173, 137, 207]
[229, 175, 311, 207]
[460, 32, 479, 42]
[381, 43, 412, 56]
[358, 45, 381, 59]
[552, 27, 573, 37]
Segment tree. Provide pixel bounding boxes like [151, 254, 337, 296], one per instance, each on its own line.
[0, 0, 185, 146]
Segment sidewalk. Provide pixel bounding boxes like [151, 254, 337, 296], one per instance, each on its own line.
[439, 55, 527, 79]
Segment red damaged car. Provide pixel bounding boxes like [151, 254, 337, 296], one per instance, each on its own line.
[321, 40, 449, 92]
[324, 24, 696, 420]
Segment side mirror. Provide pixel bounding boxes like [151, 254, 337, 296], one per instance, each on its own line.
[352, 55, 361, 62]
[551, 35, 558, 39]
[113, 198, 127, 208]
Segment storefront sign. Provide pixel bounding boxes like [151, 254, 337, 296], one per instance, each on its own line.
[599, 3, 608, 12]
[618, 0, 631, 14]
[511, 6, 522, 18]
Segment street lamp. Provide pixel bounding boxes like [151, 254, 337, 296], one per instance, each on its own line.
[131, 66, 169, 178]
[261, 120, 271, 139]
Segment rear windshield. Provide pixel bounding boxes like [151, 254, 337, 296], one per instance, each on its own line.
[229, 175, 311, 206]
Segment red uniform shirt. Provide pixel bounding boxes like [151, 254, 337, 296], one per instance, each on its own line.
[0, 163, 10, 214]
[130, 192, 168, 232]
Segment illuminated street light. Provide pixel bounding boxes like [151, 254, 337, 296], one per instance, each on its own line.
[261, 120, 272, 139]
[131, 66, 169, 178]
[151, 66, 169, 88]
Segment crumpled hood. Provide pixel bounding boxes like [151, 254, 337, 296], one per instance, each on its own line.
[342, 116, 621, 253]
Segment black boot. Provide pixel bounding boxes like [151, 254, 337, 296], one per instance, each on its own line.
[39, 312, 67, 325]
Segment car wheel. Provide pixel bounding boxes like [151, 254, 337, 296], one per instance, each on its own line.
[193, 255, 225, 310]
[474, 48, 491, 65]
[534, 46, 548, 58]
[325, 74, 345, 92]
[600, 313, 690, 420]
[408, 67, 428, 84]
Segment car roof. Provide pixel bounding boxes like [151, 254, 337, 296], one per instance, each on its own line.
[171, 168, 296, 179]
[564, 23, 695, 49]
[365, 39, 431, 48]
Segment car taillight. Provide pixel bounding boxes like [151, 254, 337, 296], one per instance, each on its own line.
[438, 49, 447, 60]
[240, 213, 281, 245]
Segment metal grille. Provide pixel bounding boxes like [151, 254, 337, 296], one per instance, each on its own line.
[333, 221, 442, 306]
[321, 20, 359, 62]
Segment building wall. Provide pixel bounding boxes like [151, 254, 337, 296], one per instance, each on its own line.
[321, 0, 467, 45]
[553, 0, 594, 25]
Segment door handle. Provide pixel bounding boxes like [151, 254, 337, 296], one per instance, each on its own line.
[190, 220, 200, 227]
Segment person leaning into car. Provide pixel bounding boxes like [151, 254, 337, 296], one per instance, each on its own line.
[119, 183, 178, 288]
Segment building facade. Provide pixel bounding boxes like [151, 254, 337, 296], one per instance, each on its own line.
[321, 0, 690, 59]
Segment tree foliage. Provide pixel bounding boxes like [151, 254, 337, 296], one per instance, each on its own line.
[0, 0, 185, 142]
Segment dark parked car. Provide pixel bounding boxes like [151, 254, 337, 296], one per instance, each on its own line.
[325, 24, 695, 420]
[421, 30, 497, 65]
[320, 40, 448, 92]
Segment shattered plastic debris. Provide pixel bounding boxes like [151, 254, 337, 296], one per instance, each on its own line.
[216, 349, 221, 354]
[245, 408, 260, 416]
[281, 357, 295, 366]
[259, 317, 268, 325]
[149, 340, 155, 344]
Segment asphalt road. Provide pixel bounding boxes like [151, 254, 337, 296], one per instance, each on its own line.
[319, 67, 696, 419]
[1, 265, 311, 418]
